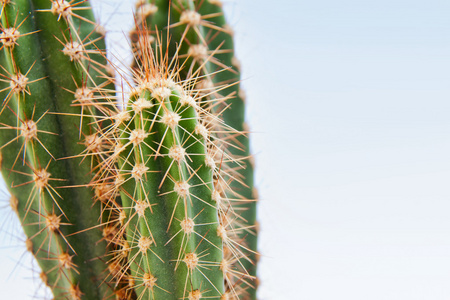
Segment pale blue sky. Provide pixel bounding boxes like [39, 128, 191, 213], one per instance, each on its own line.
[230, 0, 450, 299]
[1, 0, 450, 299]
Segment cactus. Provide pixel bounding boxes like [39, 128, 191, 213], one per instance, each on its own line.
[0, 1, 257, 299]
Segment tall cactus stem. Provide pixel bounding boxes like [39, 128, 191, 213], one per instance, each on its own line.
[0, 1, 116, 298]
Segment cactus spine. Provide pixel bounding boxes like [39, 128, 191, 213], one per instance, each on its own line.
[0, 1, 258, 299]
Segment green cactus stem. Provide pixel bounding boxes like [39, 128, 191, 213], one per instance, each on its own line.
[95, 39, 225, 298]
[0, 1, 115, 298]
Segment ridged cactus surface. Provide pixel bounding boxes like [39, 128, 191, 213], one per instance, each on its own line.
[0, 1, 258, 299]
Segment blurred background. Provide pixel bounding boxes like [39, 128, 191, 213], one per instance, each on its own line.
[2, 0, 450, 299]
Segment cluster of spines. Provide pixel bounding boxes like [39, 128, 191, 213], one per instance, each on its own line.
[0, 1, 116, 299]
[131, 1, 259, 298]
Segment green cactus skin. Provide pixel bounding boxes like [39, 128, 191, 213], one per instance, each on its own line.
[0, 1, 114, 299]
[132, 0, 259, 298]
